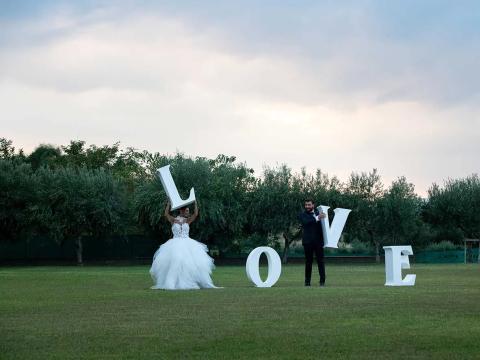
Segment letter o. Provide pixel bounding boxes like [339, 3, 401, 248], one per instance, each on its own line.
[245, 247, 282, 287]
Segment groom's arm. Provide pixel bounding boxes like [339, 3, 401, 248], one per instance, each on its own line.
[298, 212, 317, 225]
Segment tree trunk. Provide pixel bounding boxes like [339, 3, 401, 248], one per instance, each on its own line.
[375, 242, 380, 263]
[282, 232, 290, 264]
[76, 237, 83, 265]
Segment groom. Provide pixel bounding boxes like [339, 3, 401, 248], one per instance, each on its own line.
[298, 199, 327, 287]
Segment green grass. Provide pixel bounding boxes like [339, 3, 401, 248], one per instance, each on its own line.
[0, 264, 479, 359]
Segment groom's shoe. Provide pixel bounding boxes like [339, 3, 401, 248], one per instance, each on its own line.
[319, 282, 325, 287]
[304, 280, 311, 286]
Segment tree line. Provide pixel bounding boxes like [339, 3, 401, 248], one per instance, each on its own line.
[1, 138, 479, 264]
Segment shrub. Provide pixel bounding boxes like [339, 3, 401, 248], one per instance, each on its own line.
[424, 240, 460, 251]
[325, 239, 374, 255]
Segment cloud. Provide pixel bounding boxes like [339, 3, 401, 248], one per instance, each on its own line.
[0, 3, 479, 196]
[3, 2, 480, 107]
[147, 0, 480, 107]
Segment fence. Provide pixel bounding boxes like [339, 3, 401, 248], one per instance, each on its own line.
[1, 237, 478, 264]
[0, 236, 160, 263]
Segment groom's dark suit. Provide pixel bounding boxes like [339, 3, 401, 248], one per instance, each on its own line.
[298, 209, 326, 285]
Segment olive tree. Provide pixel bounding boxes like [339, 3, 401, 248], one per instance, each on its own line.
[35, 167, 127, 264]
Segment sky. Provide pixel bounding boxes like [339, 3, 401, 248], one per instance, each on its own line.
[1, 0, 479, 195]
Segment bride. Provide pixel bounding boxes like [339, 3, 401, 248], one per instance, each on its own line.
[149, 200, 218, 290]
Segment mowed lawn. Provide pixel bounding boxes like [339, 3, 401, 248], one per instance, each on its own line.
[0, 264, 479, 359]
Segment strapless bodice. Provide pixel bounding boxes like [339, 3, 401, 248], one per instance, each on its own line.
[171, 222, 190, 238]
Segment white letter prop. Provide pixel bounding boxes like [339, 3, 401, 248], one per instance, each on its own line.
[317, 205, 351, 248]
[246, 247, 282, 288]
[383, 246, 416, 286]
[157, 165, 196, 211]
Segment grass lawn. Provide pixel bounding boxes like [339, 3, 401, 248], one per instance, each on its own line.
[0, 263, 479, 359]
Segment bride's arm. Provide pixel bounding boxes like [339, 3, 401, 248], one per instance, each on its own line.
[164, 201, 176, 224]
[187, 201, 199, 224]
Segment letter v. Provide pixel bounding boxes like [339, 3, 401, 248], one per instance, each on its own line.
[317, 205, 352, 248]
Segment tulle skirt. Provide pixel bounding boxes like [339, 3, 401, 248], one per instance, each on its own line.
[149, 236, 217, 290]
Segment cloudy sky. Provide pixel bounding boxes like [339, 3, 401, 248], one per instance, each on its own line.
[1, 0, 479, 195]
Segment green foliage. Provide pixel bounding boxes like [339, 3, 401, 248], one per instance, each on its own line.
[134, 153, 255, 252]
[375, 177, 423, 246]
[341, 169, 384, 257]
[31, 166, 128, 263]
[249, 165, 347, 262]
[27, 144, 62, 170]
[1, 138, 480, 261]
[326, 239, 375, 255]
[248, 165, 302, 261]
[424, 175, 480, 242]
[0, 138, 25, 160]
[0, 138, 16, 159]
[424, 240, 460, 251]
[0, 160, 38, 241]
[249, 166, 301, 237]
[34, 166, 128, 241]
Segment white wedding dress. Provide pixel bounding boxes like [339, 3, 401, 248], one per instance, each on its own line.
[150, 218, 217, 290]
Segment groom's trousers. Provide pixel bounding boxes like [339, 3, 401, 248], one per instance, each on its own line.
[303, 243, 326, 284]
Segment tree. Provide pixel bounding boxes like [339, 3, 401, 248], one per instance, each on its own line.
[27, 144, 62, 170]
[134, 153, 255, 253]
[249, 165, 301, 263]
[0, 138, 25, 161]
[0, 160, 38, 241]
[248, 166, 345, 263]
[296, 168, 345, 223]
[56, 141, 147, 193]
[375, 177, 424, 248]
[0, 138, 15, 160]
[111, 147, 148, 183]
[343, 169, 384, 262]
[35, 167, 128, 264]
[423, 174, 480, 242]
[58, 140, 120, 169]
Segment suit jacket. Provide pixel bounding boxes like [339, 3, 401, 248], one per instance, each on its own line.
[298, 210, 324, 246]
